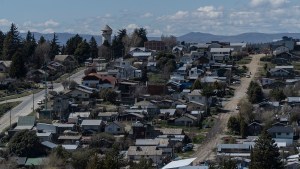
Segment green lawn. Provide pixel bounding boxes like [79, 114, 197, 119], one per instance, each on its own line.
[0, 101, 22, 118]
[148, 73, 167, 83]
[0, 89, 42, 102]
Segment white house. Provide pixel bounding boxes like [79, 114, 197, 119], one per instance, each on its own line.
[210, 48, 232, 62]
[105, 121, 125, 135]
[268, 126, 294, 146]
[82, 73, 116, 89]
[187, 90, 207, 105]
[188, 67, 204, 80]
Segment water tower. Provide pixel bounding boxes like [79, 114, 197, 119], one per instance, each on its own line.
[101, 25, 112, 45]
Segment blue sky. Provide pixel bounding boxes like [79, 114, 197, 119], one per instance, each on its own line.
[0, 0, 299, 36]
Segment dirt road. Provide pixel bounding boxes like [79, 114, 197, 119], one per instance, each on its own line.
[193, 54, 263, 164]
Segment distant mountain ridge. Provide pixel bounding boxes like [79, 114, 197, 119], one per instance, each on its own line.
[19, 32, 300, 44]
[177, 32, 300, 43]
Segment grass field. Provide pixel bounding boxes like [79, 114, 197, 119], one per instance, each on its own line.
[236, 56, 252, 65]
[0, 101, 22, 118]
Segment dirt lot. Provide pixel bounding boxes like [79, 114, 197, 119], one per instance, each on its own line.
[193, 54, 264, 164]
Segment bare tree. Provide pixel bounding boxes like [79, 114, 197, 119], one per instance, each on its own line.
[161, 35, 177, 51]
[122, 33, 142, 54]
[238, 98, 254, 123]
[33, 42, 51, 68]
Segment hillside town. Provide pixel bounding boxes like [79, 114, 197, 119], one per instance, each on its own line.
[0, 22, 300, 169]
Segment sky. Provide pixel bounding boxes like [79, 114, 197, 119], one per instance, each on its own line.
[0, 0, 299, 36]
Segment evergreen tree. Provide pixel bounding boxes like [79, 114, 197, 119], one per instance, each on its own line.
[2, 23, 21, 60]
[192, 79, 202, 90]
[89, 36, 98, 58]
[111, 29, 126, 58]
[247, 81, 263, 103]
[74, 39, 90, 64]
[23, 31, 37, 64]
[133, 28, 148, 47]
[249, 131, 283, 169]
[85, 153, 102, 169]
[269, 88, 286, 101]
[38, 36, 46, 44]
[49, 33, 60, 60]
[9, 49, 26, 78]
[65, 34, 82, 55]
[0, 31, 5, 58]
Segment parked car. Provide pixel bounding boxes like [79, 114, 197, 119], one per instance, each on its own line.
[246, 74, 250, 78]
[37, 100, 44, 105]
[235, 105, 240, 110]
[182, 143, 194, 152]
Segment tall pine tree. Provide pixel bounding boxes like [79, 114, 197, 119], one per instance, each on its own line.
[0, 31, 5, 58]
[89, 36, 98, 58]
[65, 34, 82, 55]
[74, 39, 90, 64]
[49, 33, 60, 60]
[2, 23, 21, 60]
[9, 49, 26, 78]
[23, 31, 37, 65]
[249, 130, 283, 169]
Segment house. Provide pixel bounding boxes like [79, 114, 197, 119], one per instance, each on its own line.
[187, 90, 207, 105]
[53, 123, 75, 134]
[37, 123, 57, 134]
[188, 67, 204, 80]
[26, 69, 49, 83]
[135, 138, 173, 156]
[0, 60, 12, 73]
[210, 48, 232, 63]
[66, 87, 93, 100]
[36, 132, 52, 142]
[14, 116, 36, 130]
[129, 47, 146, 55]
[133, 100, 160, 117]
[25, 158, 48, 167]
[98, 112, 118, 121]
[260, 78, 276, 88]
[81, 119, 105, 132]
[82, 73, 117, 89]
[130, 121, 156, 139]
[68, 112, 91, 124]
[162, 158, 197, 169]
[229, 43, 247, 52]
[273, 46, 290, 56]
[268, 125, 294, 146]
[127, 146, 163, 164]
[247, 121, 263, 136]
[287, 97, 300, 106]
[217, 143, 253, 157]
[174, 114, 198, 126]
[144, 40, 165, 51]
[132, 52, 152, 60]
[52, 94, 69, 115]
[172, 46, 185, 54]
[118, 81, 138, 105]
[105, 121, 125, 135]
[159, 109, 176, 118]
[118, 112, 145, 122]
[54, 55, 77, 72]
[268, 68, 293, 78]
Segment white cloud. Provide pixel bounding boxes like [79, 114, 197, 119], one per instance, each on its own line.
[158, 10, 189, 20]
[141, 12, 153, 18]
[193, 6, 223, 19]
[0, 19, 11, 26]
[44, 19, 59, 27]
[126, 23, 139, 30]
[250, 0, 289, 7]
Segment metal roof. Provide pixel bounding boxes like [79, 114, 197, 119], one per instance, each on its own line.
[81, 120, 103, 126]
[162, 158, 197, 169]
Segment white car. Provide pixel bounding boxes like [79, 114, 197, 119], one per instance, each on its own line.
[235, 105, 240, 110]
[246, 74, 250, 78]
[37, 100, 44, 105]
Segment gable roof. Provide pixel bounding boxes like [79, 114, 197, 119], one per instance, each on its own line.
[81, 120, 103, 126]
[162, 158, 197, 169]
[0, 61, 12, 68]
[54, 55, 75, 62]
[102, 25, 112, 31]
[17, 116, 35, 127]
[268, 126, 293, 133]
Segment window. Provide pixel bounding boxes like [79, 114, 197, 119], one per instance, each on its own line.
[117, 128, 120, 131]
[277, 132, 281, 135]
[286, 133, 289, 135]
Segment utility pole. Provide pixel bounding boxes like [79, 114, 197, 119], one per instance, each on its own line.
[32, 89, 34, 114]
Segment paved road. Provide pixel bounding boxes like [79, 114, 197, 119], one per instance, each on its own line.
[0, 69, 85, 132]
[193, 54, 264, 164]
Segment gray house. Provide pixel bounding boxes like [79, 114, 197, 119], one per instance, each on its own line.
[81, 119, 105, 132]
